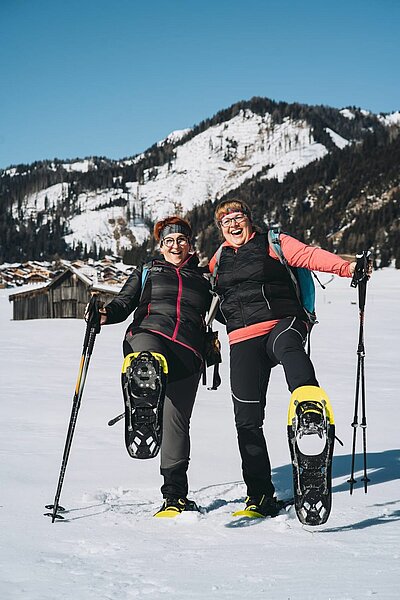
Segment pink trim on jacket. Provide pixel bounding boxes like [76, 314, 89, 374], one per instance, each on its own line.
[149, 329, 203, 361]
[172, 268, 183, 340]
[152, 253, 202, 357]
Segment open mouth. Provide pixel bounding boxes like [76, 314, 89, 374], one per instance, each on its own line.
[230, 227, 243, 237]
[168, 249, 185, 261]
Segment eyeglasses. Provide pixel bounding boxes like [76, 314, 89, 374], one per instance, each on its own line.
[219, 213, 247, 228]
[162, 236, 189, 248]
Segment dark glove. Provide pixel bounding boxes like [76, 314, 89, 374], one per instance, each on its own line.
[84, 298, 105, 323]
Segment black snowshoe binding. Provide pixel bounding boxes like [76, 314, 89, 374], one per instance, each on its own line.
[121, 351, 168, 459]
[296, 400, 325, 437]
[288, 386, 335, 526]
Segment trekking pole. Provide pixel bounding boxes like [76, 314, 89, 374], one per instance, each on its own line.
[44, 295, 101, 521]
[348, 251, 371, 494]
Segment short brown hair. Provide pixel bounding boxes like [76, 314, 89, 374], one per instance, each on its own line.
[153, 216, 192, 242]
[214, 199, 252, 224]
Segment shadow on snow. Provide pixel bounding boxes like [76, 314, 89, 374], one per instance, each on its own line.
[271, 448, 400, 496]
[45, 449, 399, 528]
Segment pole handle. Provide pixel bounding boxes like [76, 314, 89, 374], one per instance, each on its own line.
[86, 295, 101, 334]
[350, 250, 372, 289]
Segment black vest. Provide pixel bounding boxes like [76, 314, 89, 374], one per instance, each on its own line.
[216, 233, 304, 334]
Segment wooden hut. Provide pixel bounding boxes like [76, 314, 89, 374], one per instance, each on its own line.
[8, 266, 121, 320]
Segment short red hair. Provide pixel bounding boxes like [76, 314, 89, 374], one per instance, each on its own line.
[153, 216, 192, 242]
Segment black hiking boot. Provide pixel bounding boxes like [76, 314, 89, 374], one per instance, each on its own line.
[243, 495, 284, 518]
[154, 497, 199, 518]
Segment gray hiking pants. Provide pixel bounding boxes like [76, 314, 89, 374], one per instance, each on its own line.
[124, 330, 201, 498]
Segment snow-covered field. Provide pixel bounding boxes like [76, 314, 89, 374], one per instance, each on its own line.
[1, 268, 399, 599]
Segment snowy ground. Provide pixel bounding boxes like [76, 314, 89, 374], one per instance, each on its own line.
[1, 269, 399, 599]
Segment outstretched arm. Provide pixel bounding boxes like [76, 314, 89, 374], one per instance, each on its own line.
[276, 234, 354, 277]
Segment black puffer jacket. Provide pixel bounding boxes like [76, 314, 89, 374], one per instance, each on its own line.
[216, 233, 305, 334]
[105, 254, 211, 357]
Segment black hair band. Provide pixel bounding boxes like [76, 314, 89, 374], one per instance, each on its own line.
[160, 223, 191, 240]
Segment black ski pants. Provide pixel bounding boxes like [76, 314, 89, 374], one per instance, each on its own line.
[124, 330, 202, 499]
[230, 317, 318, 498]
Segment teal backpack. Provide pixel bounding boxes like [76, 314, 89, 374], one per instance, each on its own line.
[267, 228, 317, 325]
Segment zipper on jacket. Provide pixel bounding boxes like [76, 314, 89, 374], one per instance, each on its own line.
[151, 255, 192, 342]
[239, 298, 246, 326]
[261, 284, 271, 309]
[171, 253, 195, 339]
[234, 250, 247, 326]
[172, 267, 183, 340]
[219, 297, 227, 322]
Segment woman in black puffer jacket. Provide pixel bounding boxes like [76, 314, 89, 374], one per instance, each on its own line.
[101, 216, 211, 517]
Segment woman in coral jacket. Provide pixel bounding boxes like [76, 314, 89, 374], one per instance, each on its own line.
[100, 216, 211, 517]
[210, 199, 357, 518]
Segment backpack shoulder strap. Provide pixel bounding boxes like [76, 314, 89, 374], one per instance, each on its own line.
[138, 261, 152, 301]
[141, 263, 151, 287]
[205, 245, 224, 327]
[209, 244, 224, 291]
[267, 227, 303, 302]
[267, 229, 317, 326]
[267, 228, 286, 264]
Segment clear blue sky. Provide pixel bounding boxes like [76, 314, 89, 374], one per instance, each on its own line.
[1, 0, 399, 169]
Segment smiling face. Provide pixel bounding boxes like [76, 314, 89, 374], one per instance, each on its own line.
[218, 211, 253, 248]
[159, 233, 190, 266]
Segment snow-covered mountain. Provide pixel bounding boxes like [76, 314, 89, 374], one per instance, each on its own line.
[1, 98, 399, 261]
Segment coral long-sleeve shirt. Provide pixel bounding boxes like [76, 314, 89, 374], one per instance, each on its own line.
[209, 233, 352, 345]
